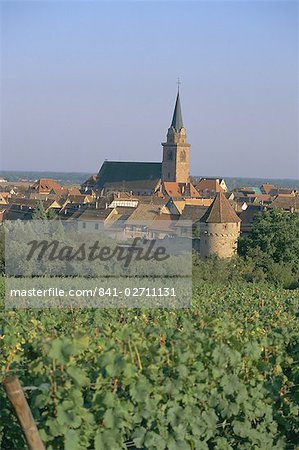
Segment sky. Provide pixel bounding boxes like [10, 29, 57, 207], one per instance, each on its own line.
[0, 0, 298, 179]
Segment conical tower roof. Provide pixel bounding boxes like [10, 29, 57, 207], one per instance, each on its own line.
[200, 192, 241, 223]
[171, 91, 183, 131]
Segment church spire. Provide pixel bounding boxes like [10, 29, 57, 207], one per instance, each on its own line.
[162, 86, 190, 183]
[171, 90, 184, 131]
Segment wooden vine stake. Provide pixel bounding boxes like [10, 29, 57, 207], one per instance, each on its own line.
[3, 375, 45, 450]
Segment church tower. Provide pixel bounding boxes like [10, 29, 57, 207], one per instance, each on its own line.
[162, 90, 191, 183]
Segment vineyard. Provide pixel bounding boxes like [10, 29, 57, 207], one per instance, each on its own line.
[0, 275, 298, 449]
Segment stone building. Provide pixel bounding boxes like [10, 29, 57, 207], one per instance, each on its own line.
[94, 161, 162, 195]
[199, 192, 241, 259]
[162, 90, 191, 183]
[93, 89, 195, 195]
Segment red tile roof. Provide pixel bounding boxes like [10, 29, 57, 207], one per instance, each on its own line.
[32, 178, 63, 194]
[200, 192, 241, 223]
[195, 178, 224, 193]
[162, 182, 200, 198]
[260, 184, 275, 194]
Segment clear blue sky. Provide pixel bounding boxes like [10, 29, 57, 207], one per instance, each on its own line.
[1, 0, 298, 179]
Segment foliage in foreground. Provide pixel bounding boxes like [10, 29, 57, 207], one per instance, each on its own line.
[0, 277, 298, 450]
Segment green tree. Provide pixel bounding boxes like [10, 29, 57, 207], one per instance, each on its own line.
[46, 208, 58, 220]
[238, 209, 299, 287]
[32, 201, 48, 220]
[32, 201, 57, 220]
[239, 210, 299, 265]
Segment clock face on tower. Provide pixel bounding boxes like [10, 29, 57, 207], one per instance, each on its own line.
[180, 150, 186, 162]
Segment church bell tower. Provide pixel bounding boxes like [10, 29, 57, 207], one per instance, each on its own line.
[162, 89, 191, 183]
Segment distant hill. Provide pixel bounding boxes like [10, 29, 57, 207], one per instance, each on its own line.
[0, 171, 90, 185]
[192, 175, 299, 191]
[225, 177, 298, 191]
[0, 170, 298, 190]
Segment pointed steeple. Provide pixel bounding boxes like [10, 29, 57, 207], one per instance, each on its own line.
[171, 90, 184, 131]
[162, 86, 190, 183]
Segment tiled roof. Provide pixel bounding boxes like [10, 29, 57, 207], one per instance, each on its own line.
[96, 161, 162, 189]
[8, 197, 39, 208]
[253, 194, 272, 203]
[103, 179, 160, 192]
[42, 199, 62, 210]
[137, 196, 169, 206]
[171, 200, 185, 214]
[185, 198, 213, 207]
[58, 204, 87, 219]
[260, 184, 275, 194]
[69, 208, 115, 221]
[195, 178, 224, 193]
[268, 188, 296, 196]
[112, 192, 138, 201]
[179, 205, 208, 222]
[107, 207, 136, 229]
[4, 204, 34, 221]
[170, 198, 212, 216]
[238, 205, 263, 224]
[162, 182, 200, 198]
[200, 192, 241, 223]
[150, 214, 179, 232]
[32, 178, 63, 193]
[67, 195, 92, 203]
[268, 195, 298, 210]
[115, 206, 136, 217]
[125, 203, 162, 223]
[65, 187, 81, 196]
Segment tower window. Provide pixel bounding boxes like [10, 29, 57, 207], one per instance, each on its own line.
[180, 150, 186, 162]
[167, 150, 173, 161]
[168, 172, 171, 179]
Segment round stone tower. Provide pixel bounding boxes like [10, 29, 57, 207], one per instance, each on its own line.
[199, 192, 241, 259]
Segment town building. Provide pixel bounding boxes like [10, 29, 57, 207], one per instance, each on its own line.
[92, 90, 198, 197]
[200, 192, 241, 259]
[2, 88, 298, 261]
[195, 178, 227, 196]
[31, 178, 64, 195]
